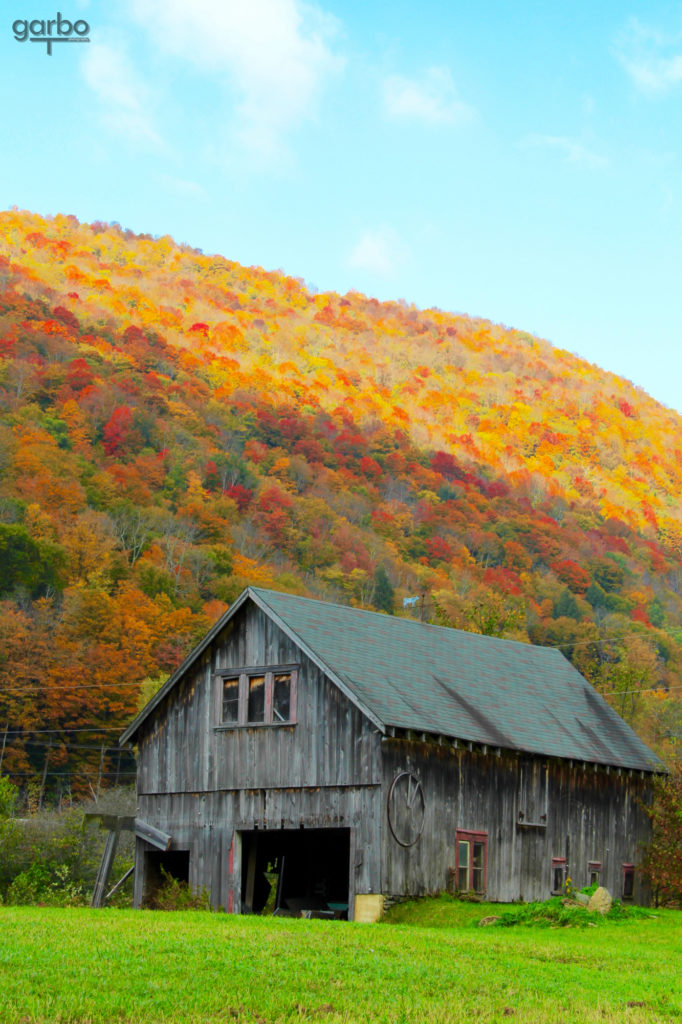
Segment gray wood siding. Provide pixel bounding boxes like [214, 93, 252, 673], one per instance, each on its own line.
[381, 738, 653, 903]
[135, 786, 382, 910]
[137, 603, 381, 795]
[133, 600, 384, 910]
[132, 597, 655, 912]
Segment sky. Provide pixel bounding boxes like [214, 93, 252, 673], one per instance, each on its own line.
[2, 0, 682, 413]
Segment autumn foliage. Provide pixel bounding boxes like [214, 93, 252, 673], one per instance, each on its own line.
[0, 209, 680, 800]
[642, 762, 682, 906]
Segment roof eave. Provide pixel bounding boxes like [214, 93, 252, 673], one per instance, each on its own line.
[382, 724, 664, 773]
[119, 586, 387, 746]
[119, 587, 255, 745]
[248, 588, 386, 733]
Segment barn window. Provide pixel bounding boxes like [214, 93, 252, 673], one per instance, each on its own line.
[588, 861, 602, 886]
[273, 673, 291, 722]
[622, 863, 635, 899]
[247, 675, 266, 723]
[455, 829, 487, 893]
[222, 678, 240, 723]
[551, 857, 566, 893]
[217, 666, 297, 728]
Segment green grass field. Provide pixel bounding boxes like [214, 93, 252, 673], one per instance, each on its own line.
[0, 899, 680, 1024]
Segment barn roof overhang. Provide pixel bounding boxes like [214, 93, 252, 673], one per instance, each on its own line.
[120, 587, 664, 774]
[381, 725, 666, 775]
[119, 587, 385, 745]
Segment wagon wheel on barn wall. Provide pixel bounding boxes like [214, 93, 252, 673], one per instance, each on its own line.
[387, 771, 426, 847]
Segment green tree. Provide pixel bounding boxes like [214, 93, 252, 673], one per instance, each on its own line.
[0, 524, 66, 597]
[0, 775, 18, 818]
[554, 588, 581, 621]
[372, 565, 394, 614]
[642, 761, 682, 907]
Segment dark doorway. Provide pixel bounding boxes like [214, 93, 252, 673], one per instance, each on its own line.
[143, 849, 190, 905]
[240, 828, 350, 919]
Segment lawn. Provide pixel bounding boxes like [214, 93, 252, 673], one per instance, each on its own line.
[0, 899, 679, 1024]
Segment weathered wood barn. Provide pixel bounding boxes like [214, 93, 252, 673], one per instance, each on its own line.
[121, 587, 663, 918]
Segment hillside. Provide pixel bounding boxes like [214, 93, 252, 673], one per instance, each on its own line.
[0, 209, 680, 797]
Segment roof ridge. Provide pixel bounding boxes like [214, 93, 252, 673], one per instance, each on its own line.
[121, 585, 663, 772]
[249, 586, 555, 654]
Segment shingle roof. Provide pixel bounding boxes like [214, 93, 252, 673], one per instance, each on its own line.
[250, 588, 662, 771]
[121, 587, 663, 771]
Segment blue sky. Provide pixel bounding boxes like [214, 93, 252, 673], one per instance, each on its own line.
[2, 0, 682, 413]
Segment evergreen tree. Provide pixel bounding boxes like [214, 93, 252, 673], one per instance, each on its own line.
[372, 566, 394, 614]
[554, 587, 581, 621]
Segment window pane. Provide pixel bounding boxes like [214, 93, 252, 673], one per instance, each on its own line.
[273, 673, 291, 722]
[623, 868, 634, 899]
[458, 840, 470, 891]
[222, 678, 239, 723]
[247, 675, 265, 723]
[472, 841, 485, 893]
[553, 866, 564, 892]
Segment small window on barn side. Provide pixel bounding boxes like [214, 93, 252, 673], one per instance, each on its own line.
[455, 830, 487, 894]
[622, 863, 635, 900]
[552, 857, 566, 894]
[588, 861, 602, 887]
[218, 667, 297, 728]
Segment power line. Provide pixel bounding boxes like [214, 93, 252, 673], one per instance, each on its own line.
[547, 634, 662, 650]
[0, 681, 143, 693]
[3, 739, 132, 753]
[1, 727, 129, 735]
[7, 770, 137, 779]
[599, 685, 682, 697]
[0, 680, 153, 693]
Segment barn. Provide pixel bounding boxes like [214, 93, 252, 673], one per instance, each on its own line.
[120, 586, 663, 918]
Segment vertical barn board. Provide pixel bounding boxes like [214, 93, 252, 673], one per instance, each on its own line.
[132, 595, 655, 909]
[196, 659, 206, 792]
[133, 836, 147, 906]
[380, 738, 654, 904]
[136, 600, 382, 799]
[135, 783, 382, 909]
[157, 720, 166, 792]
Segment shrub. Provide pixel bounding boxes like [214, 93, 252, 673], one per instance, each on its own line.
[0, 786, 135, 907]
[144, 867, 211, 911]
[491, 897, 648, 928]
[641, 760, 682, 907]
[0, 776, 18, 818]
[6, 860, 86, 907]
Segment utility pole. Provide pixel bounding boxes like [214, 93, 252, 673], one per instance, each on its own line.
[38, 737, 52, 810]
[96, 745, 106, 799]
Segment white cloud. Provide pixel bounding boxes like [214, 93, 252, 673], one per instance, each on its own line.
[382, 67, 473, 125]
[82, 41, 165, 148]
[159, 175, 207, 199]
[522, 134, 608, 170]
[615, 17, 682, 94]
[348, 227, 408, 278]
[128, 0, 344, 158]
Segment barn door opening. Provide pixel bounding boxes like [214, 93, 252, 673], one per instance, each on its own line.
[143, 849, 190, 905]
[240, 828, 350, 919]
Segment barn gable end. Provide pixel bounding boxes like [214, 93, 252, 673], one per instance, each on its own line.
[130, 594, 383, 912]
